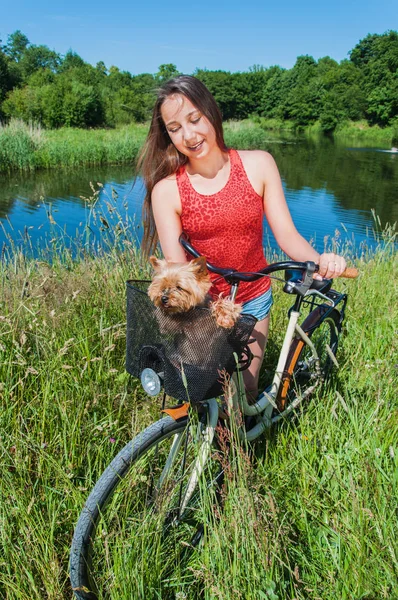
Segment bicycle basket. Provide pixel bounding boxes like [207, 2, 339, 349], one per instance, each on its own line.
[126, 280, 257, 403]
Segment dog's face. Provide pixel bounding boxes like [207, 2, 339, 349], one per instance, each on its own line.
[148, 256, 212, 313]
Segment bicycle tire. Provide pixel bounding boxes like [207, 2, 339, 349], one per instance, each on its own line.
[276, 307, 341, 413]
[70, 412, 222, 599]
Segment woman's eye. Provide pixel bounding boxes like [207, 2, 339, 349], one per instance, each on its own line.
[168, 127, 180, 134]
[191, 117, 201, 124]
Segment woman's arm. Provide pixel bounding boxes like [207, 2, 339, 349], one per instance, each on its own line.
[259, 152, 346, 279]
[151, 177, 187, 262]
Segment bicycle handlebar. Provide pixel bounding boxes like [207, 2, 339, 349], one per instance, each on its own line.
[179, 232, 359, 282]
[338, 267, 359, 278]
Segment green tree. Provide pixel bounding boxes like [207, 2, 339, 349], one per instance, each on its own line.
[106, 66, 133, 91]
[245, 66, 268, 115]
[195, 69, 236, 119]
[156, 63, 179, 83]
[58, 50, 85, 72]
[59, 63, 99, 87]
[282, 56, 322, 124]
[19, 45, 60, 79]
[0, 48, 13, 103]
[367, 79, 398, 125]
[317, 56, 339, 77]
[27, 68, 56, 87]
[95, 61, 108, 77]
[350, 31, 398, 125]
[260, 66, 287, 118]
[2, 85, 43, 123]
[62, 81, 104, 127]
[4, 30, 29, 62]
[319, 60, 366, 131]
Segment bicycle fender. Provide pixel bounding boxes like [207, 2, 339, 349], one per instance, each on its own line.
[162, 403, 190, 421]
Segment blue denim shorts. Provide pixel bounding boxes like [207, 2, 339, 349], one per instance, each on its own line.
[241, 287, 273, 321]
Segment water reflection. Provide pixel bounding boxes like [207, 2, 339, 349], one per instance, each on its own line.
[0, 136, 397, 255]
[269, 136, 398, 225]
[0, 165, 136, 217]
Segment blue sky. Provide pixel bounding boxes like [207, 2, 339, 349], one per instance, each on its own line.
[1, 0, 397, 75]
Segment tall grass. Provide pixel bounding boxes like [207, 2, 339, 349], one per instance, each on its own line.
[0, 119, 148, 173]
[0, 196, 397, 598]
[223, 120, 284, 149]
[254, 116, 396, 146]
[333, 119, 398, 145]
[1, 117, 396, 174]
[0, 120, 44, 171]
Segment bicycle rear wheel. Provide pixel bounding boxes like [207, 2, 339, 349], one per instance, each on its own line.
[70, 411, 222, 599]
[276, 307, 341, 415]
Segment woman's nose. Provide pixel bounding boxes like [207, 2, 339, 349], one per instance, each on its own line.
[182, 124, 195, 142]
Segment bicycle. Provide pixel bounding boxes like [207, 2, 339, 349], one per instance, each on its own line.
[70, 233, 358, 599]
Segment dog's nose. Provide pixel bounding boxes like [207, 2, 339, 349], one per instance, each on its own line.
[161, 295, 168, 305]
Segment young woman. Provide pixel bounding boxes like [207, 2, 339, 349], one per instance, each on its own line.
[139, 75, 347, 401]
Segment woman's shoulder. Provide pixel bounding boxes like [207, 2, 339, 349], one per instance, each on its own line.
[152, 174, 178, 197]
[152, 174, 181, 213]
[236, 149, 276, 169]
[235, 149, 279, 190]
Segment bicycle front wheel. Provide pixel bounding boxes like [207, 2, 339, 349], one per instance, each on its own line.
[276, 307, 341, 415]
[70, 411, 222, 599]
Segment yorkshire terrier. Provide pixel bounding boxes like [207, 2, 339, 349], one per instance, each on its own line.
[148, 256, 241, 328]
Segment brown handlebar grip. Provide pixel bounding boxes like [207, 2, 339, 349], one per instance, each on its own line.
[340, 267, 359, 279]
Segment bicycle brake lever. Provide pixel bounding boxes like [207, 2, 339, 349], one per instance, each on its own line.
[284, 261, 316, 296]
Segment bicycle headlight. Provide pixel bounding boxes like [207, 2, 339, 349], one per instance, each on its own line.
[140, 368, 162, 396]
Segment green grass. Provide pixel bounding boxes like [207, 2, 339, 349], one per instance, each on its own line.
[0, 119, 148, 173]
[0, 120, 44, 171]
[1, 117, 396, 173]
[254, 116, 397, 146]
[223, 120, 290, 148]
[0, 198, 397, 599]
[333, 120, 398, 145]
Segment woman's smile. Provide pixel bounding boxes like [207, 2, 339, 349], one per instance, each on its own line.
[186, 139, 204, 152]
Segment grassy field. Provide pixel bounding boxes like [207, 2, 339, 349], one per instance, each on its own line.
[0, 202, 397, 600]
[1, 118, 396, 174]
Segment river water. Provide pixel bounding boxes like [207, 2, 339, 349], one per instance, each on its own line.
[0, 134, 397, 258]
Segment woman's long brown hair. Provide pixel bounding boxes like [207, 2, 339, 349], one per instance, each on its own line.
[138, 75, 227, 257]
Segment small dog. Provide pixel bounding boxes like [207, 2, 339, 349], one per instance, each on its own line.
[148, 256, 241, 328]
[146, 257, 244, 400]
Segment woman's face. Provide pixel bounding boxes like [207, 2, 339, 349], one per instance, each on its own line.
[160, 94, 217, 159]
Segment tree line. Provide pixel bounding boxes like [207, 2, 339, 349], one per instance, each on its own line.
[0, 29, 397, 132]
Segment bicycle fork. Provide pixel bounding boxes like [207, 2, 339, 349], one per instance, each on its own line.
[160, 397, 219, 525]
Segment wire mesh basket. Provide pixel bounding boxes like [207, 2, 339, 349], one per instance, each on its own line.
[126, 280, 257, 403]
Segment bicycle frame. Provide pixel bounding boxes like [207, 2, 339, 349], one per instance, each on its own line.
[231, 286, 344, 440]
[162, 285, 344, 508]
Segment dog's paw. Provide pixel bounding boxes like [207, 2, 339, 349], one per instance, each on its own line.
[211, 297, 242, 329]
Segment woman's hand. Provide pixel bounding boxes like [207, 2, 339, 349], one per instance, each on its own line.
[315, 252, 347, 280]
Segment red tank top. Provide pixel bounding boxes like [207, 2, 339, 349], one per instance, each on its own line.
[177, 149, 271, 304]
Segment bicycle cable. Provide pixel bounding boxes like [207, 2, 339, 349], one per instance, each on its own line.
[211, 272, 290, 286]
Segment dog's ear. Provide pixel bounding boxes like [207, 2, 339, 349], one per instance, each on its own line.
[149, 256, 162, 272]
[191, 256, 208, 275]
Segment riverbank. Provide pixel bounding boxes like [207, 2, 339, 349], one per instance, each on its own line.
[254, 116, 398, 145]
[0, 222, 397, 598]
[1, 118, 397, 173]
